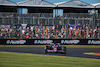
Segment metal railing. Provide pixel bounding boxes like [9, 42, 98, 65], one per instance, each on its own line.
[0, 17, 93, 25]
[0, 12, 97, 25]
[0, 12, 100, 17]
[63, 13, 92, 18]
[0, 12, 53, 18]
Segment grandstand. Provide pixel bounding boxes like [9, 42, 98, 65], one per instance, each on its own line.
[0, 0, 100, 39]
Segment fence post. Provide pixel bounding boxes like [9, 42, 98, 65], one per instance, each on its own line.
[23, 17, 24, 24]
[62, 18, 64, 25]
[65, 25, 67, 38]
[38, 17, 40, 25]
[82, 18, 85, 25]
[18, 17, 19, 24]
[67, 18, 69, 26]
[30, 17, 32, 24]
[2, 17, 4, 24]
[75, 18, 77, 25]
[48, 18, 49, 25]
[33, 17, 34, 24]
[11, 17, 13, 24]
[66, 19, 68, 28]
[52, 18, 54, 25]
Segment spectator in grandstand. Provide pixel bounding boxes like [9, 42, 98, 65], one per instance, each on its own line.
[89, 28, 93, 39]
[22, 28, 25, 35]
[98, 27, 100, 38]
[93, 27, 99, 38]
[0, 24, 99, 39]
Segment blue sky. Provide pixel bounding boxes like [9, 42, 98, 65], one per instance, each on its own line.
[10, 0, 98, 4]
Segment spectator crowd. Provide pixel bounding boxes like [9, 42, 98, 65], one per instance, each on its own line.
[0, 23, 100, 39]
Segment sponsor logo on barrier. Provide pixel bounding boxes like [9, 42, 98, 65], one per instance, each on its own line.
[88, 40, 100, 44]
[6, 40, 26, 44]
[34, 40, 53, 44]
[61, 40, 80, 44]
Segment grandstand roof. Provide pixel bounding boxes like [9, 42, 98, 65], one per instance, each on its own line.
[0, 0, 17, 6]
[17, 0, 55, 7]
[95, 4, 100, 8]
[91, 3, 100, 8]
[54, 1, 67, 6]
[56, 0, 94, 8]
[0, 0, 97, 8]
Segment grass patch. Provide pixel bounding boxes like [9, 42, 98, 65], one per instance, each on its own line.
[0, 45, 100, 48]
[0, 52, 100, 67]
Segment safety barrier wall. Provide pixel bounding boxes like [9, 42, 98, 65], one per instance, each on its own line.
[0, 39, 100, 45]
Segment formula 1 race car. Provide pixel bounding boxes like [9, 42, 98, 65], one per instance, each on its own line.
[44, 43, 66, 54]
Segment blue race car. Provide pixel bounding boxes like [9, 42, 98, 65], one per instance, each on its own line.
[44, 43, 66, 54]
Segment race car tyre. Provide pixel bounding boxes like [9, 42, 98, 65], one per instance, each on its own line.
[44, 46, 48, 53]
[62, 47, 66, 54]
[63, 47, 66, 54]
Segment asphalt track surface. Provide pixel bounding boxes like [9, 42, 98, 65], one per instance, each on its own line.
[0, 47, 100, 59]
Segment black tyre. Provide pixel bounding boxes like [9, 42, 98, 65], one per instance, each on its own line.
[63, 47, 66, 54]
[44, 46, 48, 53]
[64, 47, 66, 54]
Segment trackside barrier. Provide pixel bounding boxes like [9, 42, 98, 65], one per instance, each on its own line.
[0, 39, 100, 45]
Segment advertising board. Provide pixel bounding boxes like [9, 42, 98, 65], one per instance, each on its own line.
[0, 39, 100, 45]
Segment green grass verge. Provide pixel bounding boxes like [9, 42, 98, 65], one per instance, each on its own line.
[0, 45, 100, 48]
[0, 52, 100, 67]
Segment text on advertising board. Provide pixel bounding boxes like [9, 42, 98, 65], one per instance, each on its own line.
[61, 40, 80, 44]
[6, 40, 26, 44]
[88, 40, 100, 44]
[34, 40, 53, 44]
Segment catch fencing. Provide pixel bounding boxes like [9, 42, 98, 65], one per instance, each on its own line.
[0, 12, 97, 26]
